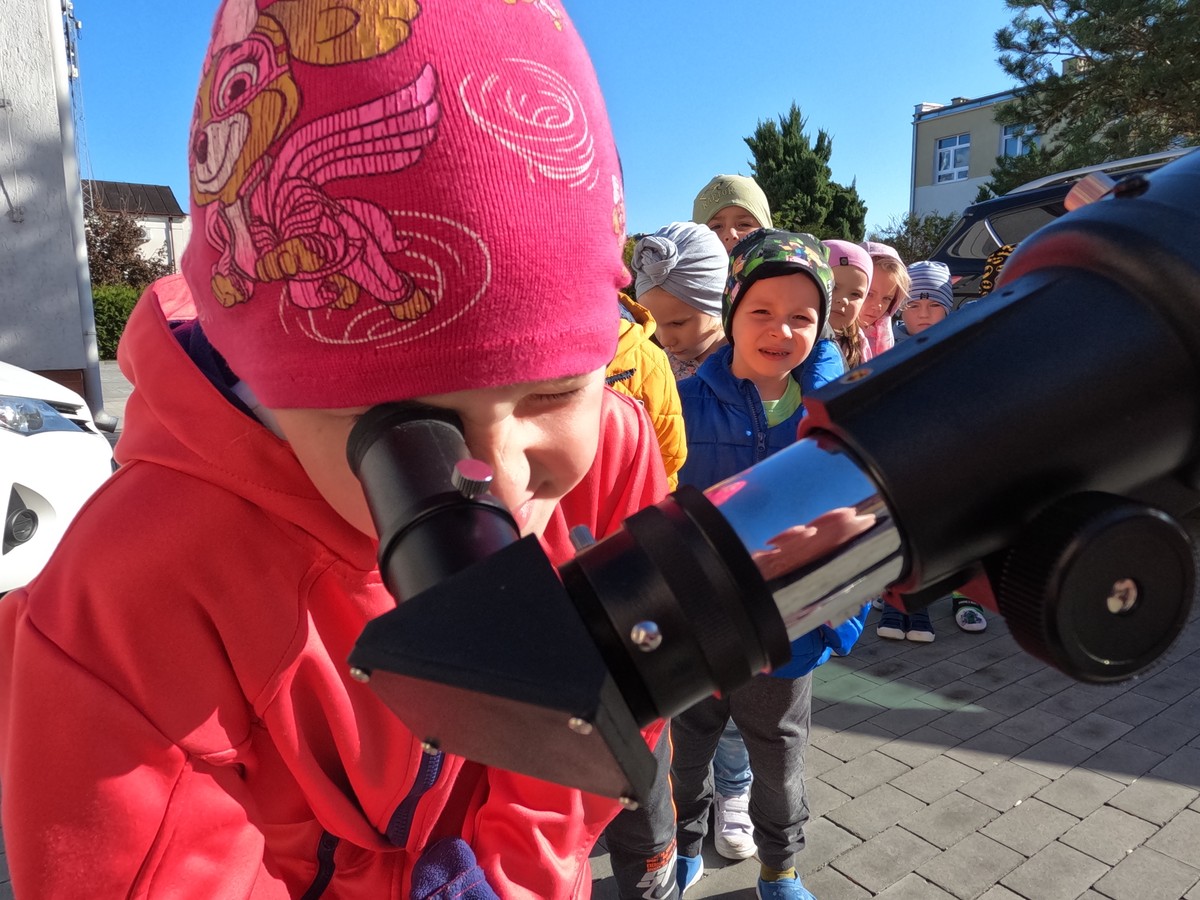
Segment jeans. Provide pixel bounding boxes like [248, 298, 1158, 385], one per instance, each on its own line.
[713, 719, 751, 797]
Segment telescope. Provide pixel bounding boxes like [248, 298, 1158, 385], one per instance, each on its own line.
[346, 150, 1200, 806]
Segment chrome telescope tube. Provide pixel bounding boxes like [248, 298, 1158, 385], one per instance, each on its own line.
[704, 433, 904, 640]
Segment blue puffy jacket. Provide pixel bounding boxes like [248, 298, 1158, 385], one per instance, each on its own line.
[677, 340, 843, 490]
[798, 337, 846, 396]
[678, 340, 865, 677]
[772, 604, 871, 678]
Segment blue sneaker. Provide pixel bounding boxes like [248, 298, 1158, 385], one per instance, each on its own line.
[906, 608, 935, 643]
[676, 853, 704, 897]
[756, 873, 816, 900]
[876, 603, 907, 640]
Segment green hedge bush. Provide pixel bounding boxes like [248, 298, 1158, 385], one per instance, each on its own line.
[92, 284, 141, 360]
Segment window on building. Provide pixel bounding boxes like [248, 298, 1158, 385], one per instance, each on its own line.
[1001, 124, 1040, 158]
[936, 134, 971, 183]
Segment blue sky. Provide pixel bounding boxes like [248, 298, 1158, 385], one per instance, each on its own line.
[74, 1, 1018, 235]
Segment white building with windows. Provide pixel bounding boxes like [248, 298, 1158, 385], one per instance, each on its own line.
[83, 180, 191, 273]
[910, 89, 1040, 218]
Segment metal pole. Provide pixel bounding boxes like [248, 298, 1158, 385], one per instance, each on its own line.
[44, 0, 114, 429]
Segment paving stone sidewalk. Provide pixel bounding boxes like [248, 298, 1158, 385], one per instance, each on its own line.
[99, 358, 133, 448]
[592, 596, 1200, 899]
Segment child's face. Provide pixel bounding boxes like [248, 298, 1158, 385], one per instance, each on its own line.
[828, 265, 870, 331]
[860, 270, 900, 328]
[706, 205, 764, 253]
[270, 369, 607, 541]
[729, 273, 821, 392]
[639, 285, 725, 363]
[901, 299, 948, 334]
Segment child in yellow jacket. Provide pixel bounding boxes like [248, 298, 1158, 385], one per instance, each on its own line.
[607, 294, 687, 488]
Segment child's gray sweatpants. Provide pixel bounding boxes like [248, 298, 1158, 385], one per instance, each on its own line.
[671, 672, 812, 869]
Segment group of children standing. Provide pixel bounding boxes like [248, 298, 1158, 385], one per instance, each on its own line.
[610, 172, 990, 899]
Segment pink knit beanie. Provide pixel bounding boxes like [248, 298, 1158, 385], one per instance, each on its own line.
[822, 239, 874, 291]
[859, 240, 902, 263]
[183, 0, 626, 409]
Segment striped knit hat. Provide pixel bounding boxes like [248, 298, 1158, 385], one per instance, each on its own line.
[905, 261, 955, 312]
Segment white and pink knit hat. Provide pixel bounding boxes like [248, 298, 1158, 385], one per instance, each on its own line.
[183, 0, 626, 408]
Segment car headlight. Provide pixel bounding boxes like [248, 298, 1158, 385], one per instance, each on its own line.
[0, 396, 81, 435]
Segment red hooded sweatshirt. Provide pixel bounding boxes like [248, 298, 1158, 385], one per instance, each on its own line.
[0, 282, 667, 898]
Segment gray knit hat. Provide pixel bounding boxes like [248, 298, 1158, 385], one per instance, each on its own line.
[631, 222, 729, 317]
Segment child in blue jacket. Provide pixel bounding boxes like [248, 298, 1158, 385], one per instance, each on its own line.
[672, 230, 869, 900]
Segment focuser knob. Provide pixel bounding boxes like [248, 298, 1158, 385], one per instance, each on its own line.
[995, 492, 1194, 683]
[452, 459, 494, 499]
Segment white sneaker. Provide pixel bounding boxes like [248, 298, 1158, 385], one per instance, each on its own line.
[713, 790, 757, 860]
[954, 601, 988, 633]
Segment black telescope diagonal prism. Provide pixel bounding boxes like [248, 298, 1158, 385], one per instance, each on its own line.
[347, 150, 1200, 804]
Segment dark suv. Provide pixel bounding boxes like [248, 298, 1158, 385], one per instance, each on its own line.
[930, 147, 1196, 303]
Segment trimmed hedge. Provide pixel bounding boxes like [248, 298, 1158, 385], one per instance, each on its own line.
[92, 284, 141, 360]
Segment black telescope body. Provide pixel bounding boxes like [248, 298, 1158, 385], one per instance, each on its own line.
[348, 150, 1200, 804]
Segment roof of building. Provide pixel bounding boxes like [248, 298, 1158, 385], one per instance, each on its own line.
[912, 89, 1020, 122]
[83, 180, 186, 218]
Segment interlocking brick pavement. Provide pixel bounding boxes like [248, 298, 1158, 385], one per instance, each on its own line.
[592, 594, 1200, 899]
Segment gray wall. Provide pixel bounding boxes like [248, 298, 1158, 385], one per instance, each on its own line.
[0, 0, 89, 374]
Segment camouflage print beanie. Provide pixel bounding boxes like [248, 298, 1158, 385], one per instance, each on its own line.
[722, 229, 833, 343]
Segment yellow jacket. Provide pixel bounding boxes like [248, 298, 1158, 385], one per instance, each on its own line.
[607, 294, 686, 489]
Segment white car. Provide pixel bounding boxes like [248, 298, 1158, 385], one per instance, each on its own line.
[1, 363, 114, 593]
